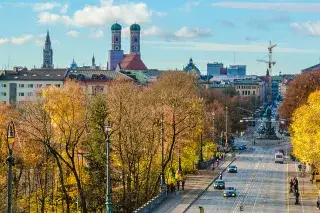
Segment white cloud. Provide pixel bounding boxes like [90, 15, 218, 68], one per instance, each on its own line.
[90, 30, 104, 38]
[35, 40, 43, 46]
[211, 2, 320, 13]
[153, 11, 167, 17]
[142, 25, 167, 37]
[174, 26, 212, 39]
[67, 30, 79, 37]
[33, 2, 61, 12]
[11, 34, 34, 45]
[60, 4, 68, 14]
[122, 27, 130, 38]
[0, 38, 8, 45]
[185, 1, 200, 12]
[38, 12, 73, 25]
[290, 21, 320, 36]
[38, 1, 152, 27]
[144, 40, 319, 53]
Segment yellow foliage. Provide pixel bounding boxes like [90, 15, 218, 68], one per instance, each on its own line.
[291, 90, 320, 168]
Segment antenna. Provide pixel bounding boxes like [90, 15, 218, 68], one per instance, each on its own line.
[257, 41, 277, 104]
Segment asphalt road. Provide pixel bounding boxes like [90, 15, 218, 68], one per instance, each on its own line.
[186, 146, 287, 213]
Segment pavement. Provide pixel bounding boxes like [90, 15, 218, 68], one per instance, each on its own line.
[152, 156, 237, 213]
[287, 157, 320, 213]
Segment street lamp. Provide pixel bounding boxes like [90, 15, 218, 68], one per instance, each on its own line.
[6, 121, 15, 213]
[225, 107, 228, 150]
[105, 121, 112, 213]
[160, 114, 166, 192]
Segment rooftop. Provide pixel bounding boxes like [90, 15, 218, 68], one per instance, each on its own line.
[301, 63, 320, 73]
[0, 68, 67, 81]
[67, 69, 131, 81]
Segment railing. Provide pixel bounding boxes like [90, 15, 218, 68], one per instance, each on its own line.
[133, 190, 167, 213]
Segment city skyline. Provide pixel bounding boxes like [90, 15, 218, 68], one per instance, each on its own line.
[1, 0, 320, 74]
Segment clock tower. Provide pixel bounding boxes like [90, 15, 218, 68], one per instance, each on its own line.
[130, 23, 141, 55]
[109, 23, 124, 70]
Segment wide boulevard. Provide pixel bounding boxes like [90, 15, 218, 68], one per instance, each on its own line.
[186, 144, 288, 213]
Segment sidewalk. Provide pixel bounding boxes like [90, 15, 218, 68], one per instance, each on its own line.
[287, 159, 319, 213]
[152, 156, 236, 213]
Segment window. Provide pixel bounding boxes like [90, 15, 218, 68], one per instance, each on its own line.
[46, 84, 51, 87]
[27, 92, 33, 97]
[19, 92, 25, 97]
[37, 84, 42, 88]
[1, 84, 6, 88]
[245, 91, 247, 95]
[248, 91, 251, 95]
[19, 84, 24, 88]
[253, 91, 256, 95]
[115, 37, 119, 42]
[248, 86, 251, 89]
[1, 92, 6, 96]
[242, 91, 244, 95]
[28, 84, 33, 88]
[55, 84, 61, 87]
[252, 86, 256, 89]
[92, 86, 104, 96]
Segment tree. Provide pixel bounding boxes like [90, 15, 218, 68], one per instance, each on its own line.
[279, 70, 320, 121]
[291, 90, 320, 168]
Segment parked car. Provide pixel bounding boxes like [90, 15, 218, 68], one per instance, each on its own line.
[275, 152, 284, 164]
[223, 187, 237, 197]
[228, 165, 238, 173]
[214, 180, 225, 189]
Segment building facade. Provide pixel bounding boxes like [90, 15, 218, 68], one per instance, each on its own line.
[0, 69, 67, 105]
[207, 63, 223, 76]
[42, 31, 53, 68]
[233, 79, 265, 103]
[227, 65, 246, 75]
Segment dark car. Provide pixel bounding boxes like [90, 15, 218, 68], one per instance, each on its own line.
[214, 180, 225, 189]
[278, 149, 284, 155]
[223, 187, 237, 197]
[228, 165, 238, 173]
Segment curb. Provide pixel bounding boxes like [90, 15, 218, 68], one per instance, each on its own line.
[182, 157, 238, 213]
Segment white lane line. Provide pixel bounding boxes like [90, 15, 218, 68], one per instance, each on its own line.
[231, 149, 267, 212]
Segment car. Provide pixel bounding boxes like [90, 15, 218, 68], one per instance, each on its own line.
[214, 180, 225, 189]
[278, 149, 285, 155]
[275, 152, 284, 164]
[228, 165, 238, 173]
[223, 187, 237, 197]
[234, 145, 244, 150]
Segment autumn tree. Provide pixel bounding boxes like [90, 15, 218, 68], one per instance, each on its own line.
[291, 90, 320, 168]
[279, 70, 320, 121]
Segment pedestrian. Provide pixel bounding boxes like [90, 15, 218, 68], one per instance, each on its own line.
[212, 163, 215, 171]
[253, 140, 256, 145]
[289, 179, 294, 193]
[219, 172, 223, 180]
[295, 191, 300, 205]
[293, 177, 299, 194]
[317, 196, 320, 209]
[311, 171, 315, 184]
[177, 180, 180, 191]
[182, 179, 185, 190]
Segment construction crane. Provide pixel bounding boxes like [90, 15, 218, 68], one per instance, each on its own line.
[257, 41, 277, 104]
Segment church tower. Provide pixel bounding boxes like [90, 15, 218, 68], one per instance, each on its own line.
[108, 23, 124, 70]
[130, 23, 141, 55]
[92, 54, 96, 66]
[42, 30, 53, 68]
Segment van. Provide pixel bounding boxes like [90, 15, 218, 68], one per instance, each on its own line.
[275, 153, 284, 164]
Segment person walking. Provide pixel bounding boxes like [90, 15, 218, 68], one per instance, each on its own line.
[295, 191, 300, 205]
[317, 196, 320, 209]
[293, 177, 299, 195]
[289, 179, 294, 193]
[311, 171, 316, 184]
[219, 172, 223, 180]
[182, 179, 185, 190]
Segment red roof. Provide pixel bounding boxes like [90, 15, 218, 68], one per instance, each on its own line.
[120, 54, 148, 70]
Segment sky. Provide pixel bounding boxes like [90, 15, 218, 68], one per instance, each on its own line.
[1, 0, 320, 75]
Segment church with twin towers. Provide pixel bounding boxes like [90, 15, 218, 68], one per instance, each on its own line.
[109, 23, 147, 71]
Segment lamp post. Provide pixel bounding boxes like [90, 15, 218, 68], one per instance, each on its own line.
[6, 121, 15, 213]
[212, 111, 215, 143]
[160, 114, 166, 192]
[105, 121, 112, 213]
[225, 107, 228, 150]
[199, 133, 203, 163]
